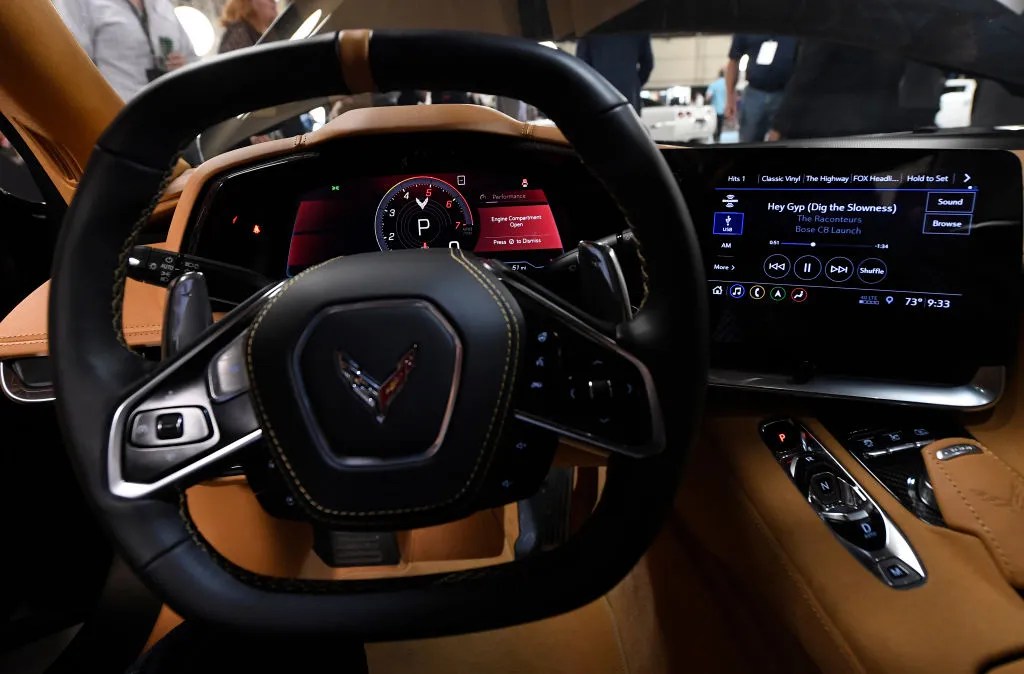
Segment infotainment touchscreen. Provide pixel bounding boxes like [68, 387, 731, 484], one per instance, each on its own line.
[667, 149, 1022, 385]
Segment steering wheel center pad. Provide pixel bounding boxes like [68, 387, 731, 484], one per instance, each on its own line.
[248, 249, 523, 527]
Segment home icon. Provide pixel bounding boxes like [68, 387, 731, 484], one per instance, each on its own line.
[711, 285, 724, 296]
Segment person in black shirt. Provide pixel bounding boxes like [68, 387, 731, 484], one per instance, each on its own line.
[769, 40, 944, 140]
[726, 35, 798, 142]
[576, 33, 654, 113]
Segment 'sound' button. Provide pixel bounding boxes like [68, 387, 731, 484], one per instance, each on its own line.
[857, 258, 887, 284]
[763, 254, 791, 279]
[825, 257, 854, 283]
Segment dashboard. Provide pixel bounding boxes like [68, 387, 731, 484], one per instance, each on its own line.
[187, 135, 604, 277]
[179, 134, 1022, 409]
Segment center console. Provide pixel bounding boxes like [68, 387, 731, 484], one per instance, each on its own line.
[760, 418, 926, 588]
[667, 148, 1023, 409]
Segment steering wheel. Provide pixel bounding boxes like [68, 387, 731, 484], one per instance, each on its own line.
[49, 30, 707, 637]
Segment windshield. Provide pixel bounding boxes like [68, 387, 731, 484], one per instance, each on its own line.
[48, 0, 1024, 158]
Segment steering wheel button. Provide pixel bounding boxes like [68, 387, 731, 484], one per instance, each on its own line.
[155, 413, 185, 440]
[129, 407, 212, 447]
[208, 333, 251, 402]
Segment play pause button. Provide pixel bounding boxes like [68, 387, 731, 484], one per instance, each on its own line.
[794, 255, 821, 281]
[825, 257, 854, 283]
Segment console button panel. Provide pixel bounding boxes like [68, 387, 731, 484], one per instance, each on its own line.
[827, 416, 967, 526]
[759, 418, 926, 589]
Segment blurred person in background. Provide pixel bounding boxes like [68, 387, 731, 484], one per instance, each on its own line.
[219, 0, 279, 54]
[55, 0, 196, 101]
[725, 35, 797, 142]
[706, 68, 727, 141]
[576, 33, 654, 113]
[769, 40, 942, 139]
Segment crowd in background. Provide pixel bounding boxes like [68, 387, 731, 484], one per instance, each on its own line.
[0, 0, 1014, 185]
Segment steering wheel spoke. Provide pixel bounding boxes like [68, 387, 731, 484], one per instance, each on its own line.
[489, 262, 665, 459]
[108, 284, 281, 498]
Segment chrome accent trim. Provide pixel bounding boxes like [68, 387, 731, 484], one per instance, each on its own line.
[294, 299, 462, 467]
[711, 366, 1004, 411]
[769, 420, 926, 583]
[498, 271, 665, 459]
[111, 430, 262, 499]
[337, 344, 419, 424]
[107, 282, 284, 499]
[0, 360, 55, 403]
[936, 443, 982, 461]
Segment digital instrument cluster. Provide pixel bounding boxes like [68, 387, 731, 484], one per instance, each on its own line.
[185, 135, 601, 288]
[286, 173, 563, 275]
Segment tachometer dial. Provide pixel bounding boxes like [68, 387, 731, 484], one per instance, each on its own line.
[375, 177, 476, 251]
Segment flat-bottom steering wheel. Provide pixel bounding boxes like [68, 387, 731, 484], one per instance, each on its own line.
[49, 30, 707, 637]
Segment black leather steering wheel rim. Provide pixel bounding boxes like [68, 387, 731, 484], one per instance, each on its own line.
[49, 30, 708, 637]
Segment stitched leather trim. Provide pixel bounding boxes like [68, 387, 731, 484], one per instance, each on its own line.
[112, 157, 180, 350]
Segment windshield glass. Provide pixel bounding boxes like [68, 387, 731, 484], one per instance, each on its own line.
[50, 0, 1024, 158]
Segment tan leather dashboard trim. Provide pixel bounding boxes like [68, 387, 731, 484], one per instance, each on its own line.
[338, 30, 375, 94]
[0, 105, 567, 359]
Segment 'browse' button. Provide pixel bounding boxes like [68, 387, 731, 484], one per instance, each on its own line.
[925, 191, 975, 213]
[922, 213, 972, 235]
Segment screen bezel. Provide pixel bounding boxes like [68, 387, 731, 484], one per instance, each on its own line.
[666, 147, 1022, 388]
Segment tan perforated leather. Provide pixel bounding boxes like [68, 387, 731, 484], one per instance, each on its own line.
[923, 438, 1024, 588]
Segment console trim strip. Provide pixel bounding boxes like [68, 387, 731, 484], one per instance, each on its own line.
[713, 366, 1003, 411]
